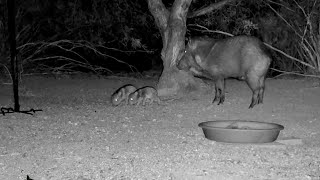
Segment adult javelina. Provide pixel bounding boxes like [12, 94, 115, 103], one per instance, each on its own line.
[177, 35, 271, 108]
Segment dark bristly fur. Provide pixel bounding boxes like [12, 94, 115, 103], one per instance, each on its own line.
[128, 86, 161, 106]
[111, 84, 137, 106]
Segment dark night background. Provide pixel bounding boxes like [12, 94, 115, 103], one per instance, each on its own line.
[0, 0, 319, 77]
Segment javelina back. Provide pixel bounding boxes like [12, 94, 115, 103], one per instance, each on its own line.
[177, 35, 271, 108]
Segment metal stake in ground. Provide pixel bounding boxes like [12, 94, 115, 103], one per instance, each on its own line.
[1, 0, 42, 116]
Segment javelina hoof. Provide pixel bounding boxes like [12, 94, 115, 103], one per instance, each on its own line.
[212, 96, 225, 105]
[248, 99, 262, 108]
[212, 96, 219, 104]
[248, 103, 254, 109]
[249, 102, 261, 108]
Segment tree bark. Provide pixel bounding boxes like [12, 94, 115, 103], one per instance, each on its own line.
[147, 0, 170, 52]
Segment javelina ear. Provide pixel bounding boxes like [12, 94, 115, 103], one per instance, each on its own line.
[188, 39, 198, 50]
[185, 36, 191, 43]
[195, 55, 202, 64]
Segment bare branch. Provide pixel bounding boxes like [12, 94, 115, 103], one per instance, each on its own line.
[188, 0, 239, 18]
[265, 0, 320, 74]
[265, 2, 302, 38]
[270, 68, 320, 79]
[17, 40, 141, 75]
[0, 63, 13, 84]
[267, 0, 295, 13]
[264, 43, 315, 70]
[188, 24, 234, 37]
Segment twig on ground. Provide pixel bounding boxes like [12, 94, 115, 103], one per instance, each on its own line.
[1, 107, 42, 116]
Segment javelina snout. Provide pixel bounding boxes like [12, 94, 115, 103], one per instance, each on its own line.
[177, 35, 271, 108]
[177, 50, 194, 70]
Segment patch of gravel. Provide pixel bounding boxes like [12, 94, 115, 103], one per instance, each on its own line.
[0, 77, 320, 180]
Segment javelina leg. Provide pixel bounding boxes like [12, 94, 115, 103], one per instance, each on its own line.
[149, 99, 154, 105]
[246, 75, 260, 108]
[136, 98, 143, 106]
[212, 83, 220, 103]
[217, 79, 225, 105]
[249, 89, 259, 108]
[213, 79, 225, 105]
[156, 98, 161, 105]
[258, 77, 266, 104]
[142, 98, 147, 106]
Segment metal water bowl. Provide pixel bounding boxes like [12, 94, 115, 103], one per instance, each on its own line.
[199, 120, 284, 143]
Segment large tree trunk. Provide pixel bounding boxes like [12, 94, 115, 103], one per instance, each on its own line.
[148, 0, 199, 97]
[147, 0, 238, 97]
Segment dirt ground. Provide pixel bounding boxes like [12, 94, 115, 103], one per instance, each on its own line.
[0, 74, 320, 180]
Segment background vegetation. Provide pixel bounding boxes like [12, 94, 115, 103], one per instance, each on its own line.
[0, 0, 319, 78]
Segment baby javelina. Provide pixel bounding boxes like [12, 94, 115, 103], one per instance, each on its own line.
[111, 84, 137, 106]
[128, 86, 161, 106]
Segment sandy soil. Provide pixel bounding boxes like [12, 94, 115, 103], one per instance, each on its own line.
[0, 75, 320, 180]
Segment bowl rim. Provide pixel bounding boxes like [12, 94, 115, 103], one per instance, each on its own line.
[198, 120, 284, 131]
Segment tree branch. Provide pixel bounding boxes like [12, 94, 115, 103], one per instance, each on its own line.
[188, 0, 239, 18]
[166, 0, 192, 67]
[147, 0, 170, 33]
[147, 0, 170, 54]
